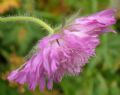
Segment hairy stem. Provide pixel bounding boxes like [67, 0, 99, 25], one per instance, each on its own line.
[0, 16, 54, 34]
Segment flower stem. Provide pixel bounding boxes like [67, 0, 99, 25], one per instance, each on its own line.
[0, 16, 54, 35]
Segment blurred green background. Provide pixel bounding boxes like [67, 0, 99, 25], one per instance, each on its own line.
[0, 0, 120, 95]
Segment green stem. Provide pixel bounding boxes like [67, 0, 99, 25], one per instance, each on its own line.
[91, 0, 98, 12]
[0, 16, 54, 34]
[102, 34, 111, 69]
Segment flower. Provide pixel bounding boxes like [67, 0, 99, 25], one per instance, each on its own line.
[65, 9, 116, 35]
[8, 9, 116, 91]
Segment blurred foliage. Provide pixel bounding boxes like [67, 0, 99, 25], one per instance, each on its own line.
[0, 0, 120, 95]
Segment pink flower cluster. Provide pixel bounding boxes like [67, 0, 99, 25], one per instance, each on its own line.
[8, 9, 116, 91]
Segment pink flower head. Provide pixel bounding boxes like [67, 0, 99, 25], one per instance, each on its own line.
[66, 9, 116, 35]
[8, 9, 116, 91]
